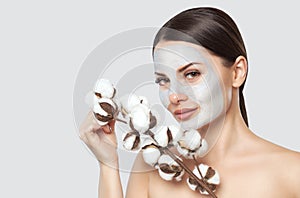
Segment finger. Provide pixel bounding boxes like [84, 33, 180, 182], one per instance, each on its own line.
[79, 133, 88, 143]
[80, 123, 101, 144]
[96, 129, 117, 147]
[101, 124, 112, 134]
[85, 128, 101, 145]
[102, 119, 116, 134]
[108, 120, 116, 132]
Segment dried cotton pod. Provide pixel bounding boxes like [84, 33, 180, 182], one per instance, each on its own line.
[148, 112, 157, 129]
[196, 139, 208, 157]
[93, 98, 117, 126]
[187, 164, 220, 195]
[119, 94, 149, 117]
[119, 94, 139, 116]
[129, 104, 150, 133]
[157, 154, 185, 181]
[137, 95, 149, 108]
[177, 129, 207, 159]
[122, 131, 141, 150]
[153, 125, 183, 147]
[141, 138, 161, 167]
[94, 78, 116, 99]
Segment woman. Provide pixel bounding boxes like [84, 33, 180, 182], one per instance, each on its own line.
[79, 7, 300, 197]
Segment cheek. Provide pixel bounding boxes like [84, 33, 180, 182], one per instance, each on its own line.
[191, 76, 226, 113]
[191, 83, 211, 103]
[159, 89, 170, 109]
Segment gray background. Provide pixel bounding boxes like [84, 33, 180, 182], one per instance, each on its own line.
[1, 0, 299, 197]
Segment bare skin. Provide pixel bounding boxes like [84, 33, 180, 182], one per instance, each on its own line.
[79, 41, 300, 198]
[127, 99, 300, 198]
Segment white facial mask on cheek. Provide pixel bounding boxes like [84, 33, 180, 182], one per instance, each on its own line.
[154, 43, 227, 130]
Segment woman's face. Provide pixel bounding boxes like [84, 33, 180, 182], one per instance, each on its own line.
[153, 41, 232, 130]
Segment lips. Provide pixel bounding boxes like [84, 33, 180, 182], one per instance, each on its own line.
[174, 107, 198, 121]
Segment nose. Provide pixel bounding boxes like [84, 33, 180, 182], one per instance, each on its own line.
[169, 93, 188, 105]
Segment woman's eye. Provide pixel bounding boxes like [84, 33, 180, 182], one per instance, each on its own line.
[155, 78, 170, 86]
[184, 70, 201, 81]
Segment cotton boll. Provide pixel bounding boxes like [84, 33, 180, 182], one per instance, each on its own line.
[93, 93, 100, 105]
[93, 98, 117, 126]
[119, 94, 140, 115]
[183, 129, 201, 150]
[147, 106, 164, 131]
[138, 95, 149, 108]
[157, 155, 176, 181]
[119, 94, 150, 114]
[177, 138, 208, 159]
[197, 139, 209, 157]
[157, 154, 184, 182]
[122, 132, 140, 150]
[207, 171, 220, 185]
[176, 129, 202, 159]
[94, 78, 115, 99]
[129, 104, 150, 133]
[148, 112, 157, 129]
[158, 167, 176, 181]
[153, 125, 183, 147]
[153, 126, 169, 147]
[188, 164, 220, 195]
[199, 164, 220, 185]
[187, 177, 198, 191]
[158, 154, 173, 164]
[141, 138, 161, 167]
[168, 125, 183, 143]
[142, 146, 161, 167]
[174, 169, 185, 181]
[176, 144, 190, 159]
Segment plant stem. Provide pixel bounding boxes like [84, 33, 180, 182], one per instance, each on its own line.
[115, 117, 127, 124]
[163, 148, 217, 198]
[193, 156, 204, 179]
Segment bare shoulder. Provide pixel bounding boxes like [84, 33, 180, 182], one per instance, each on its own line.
[274, 146, 300, 176]
[254, 136, 300, 196]
[125, 152, 155, 198]
[255, 134, 300, 168]
[274, 147, 300, 197]
[259, 137, 300, 165]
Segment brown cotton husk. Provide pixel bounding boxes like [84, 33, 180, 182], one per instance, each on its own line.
[187, 164, 220, 195]
[93, 98, 117, 126]
[99, 102, 115, 118]
[149, 112, 157, 129]
[93, 78, 115, 99]
[95, 92, 102, 98]
[128, 104, 150, 133]
[157, 154, 185, 181]
[154, 126, 182, 148]
[122, 131, 141, 150]
[141, 138, 161, 167]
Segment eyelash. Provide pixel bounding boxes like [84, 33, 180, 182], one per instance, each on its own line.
[155, 77, 170, 86]
[155, 70, 201, 86]
[184, 70, 201, 80]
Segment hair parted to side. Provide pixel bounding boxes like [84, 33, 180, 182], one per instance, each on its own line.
[153, 7, 249, 126]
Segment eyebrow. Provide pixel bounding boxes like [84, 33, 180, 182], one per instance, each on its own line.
[154, 72, 166, 76]
[178, 62, 198, 72]
[154, 62, 201, 76]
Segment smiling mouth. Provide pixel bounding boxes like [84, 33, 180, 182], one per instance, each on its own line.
[174, 107, 199, 121]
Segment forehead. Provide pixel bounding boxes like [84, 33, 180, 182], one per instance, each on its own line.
[153, 41, 212, 70]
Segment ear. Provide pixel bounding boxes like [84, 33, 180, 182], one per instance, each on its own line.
[232, 56, 248, 88]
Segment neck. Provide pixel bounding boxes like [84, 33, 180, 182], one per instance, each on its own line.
[197, 94, 251, 165]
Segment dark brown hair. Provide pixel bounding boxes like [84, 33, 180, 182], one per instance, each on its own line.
[153, 7, 249, 126]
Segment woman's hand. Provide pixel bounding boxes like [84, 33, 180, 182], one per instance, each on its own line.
[79, 111, 118, 166]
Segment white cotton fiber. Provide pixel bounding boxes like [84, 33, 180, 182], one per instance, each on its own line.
[94, 78, 115, 98]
